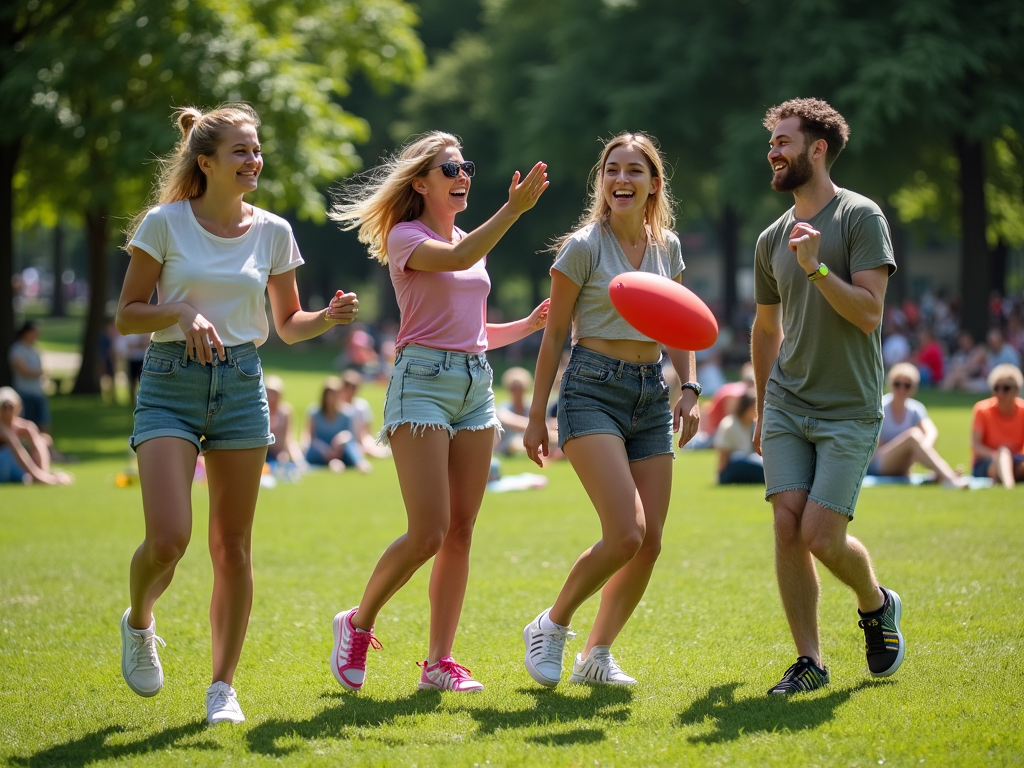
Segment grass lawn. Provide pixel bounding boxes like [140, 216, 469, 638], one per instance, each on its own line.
[1, 360, 1022, 767]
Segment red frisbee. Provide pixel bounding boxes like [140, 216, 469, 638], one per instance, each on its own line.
[609, 272, 718, 350]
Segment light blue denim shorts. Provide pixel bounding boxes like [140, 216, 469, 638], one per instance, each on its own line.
[761, 402, 881, 517]
[378, 344, 501, 446]
[130, 341, 273, 454]
[556, 345, 673, 462]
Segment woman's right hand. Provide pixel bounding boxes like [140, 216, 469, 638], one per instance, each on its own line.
[506, 162, 549, 216]
[523, 413, 549, 468]
[176, 304, 225, 364]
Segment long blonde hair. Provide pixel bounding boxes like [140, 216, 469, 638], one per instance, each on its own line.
[551, 132, 675, 255]
[124, 103, 260, 247]
[329, 131, 460, 265]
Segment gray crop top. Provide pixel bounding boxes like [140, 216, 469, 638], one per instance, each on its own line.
[551, 221, 684, 345]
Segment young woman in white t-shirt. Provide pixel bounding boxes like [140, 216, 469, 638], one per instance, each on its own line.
[523, 132, 701, 687]
[328, 131, 549, 693]
[115, 103, 359, 724]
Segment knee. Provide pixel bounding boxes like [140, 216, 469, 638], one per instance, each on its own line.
[410, 527, 447, 562]
[147, 533, 189, 568]
[442, 516, 477, 554]
[605, 524, 646, 564]
[802, 527, 842, 562]
[773, 508, 802, 549]
[210, 532, 251, 572]
[632, 531, 663, 566]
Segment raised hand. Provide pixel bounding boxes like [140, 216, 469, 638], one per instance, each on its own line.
[788, 222, 821, 272]
[326, 290, 359, 325]
[176, 305, 225, 365]
[506, 162, 549, 216]
[525, 298, 550, 334]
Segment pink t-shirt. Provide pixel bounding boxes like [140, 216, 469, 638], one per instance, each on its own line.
[387, 221, 490, 354]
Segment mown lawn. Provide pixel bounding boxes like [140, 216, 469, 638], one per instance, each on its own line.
[1, 358, 1021, 767]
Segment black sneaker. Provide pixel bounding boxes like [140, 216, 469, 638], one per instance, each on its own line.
[767, 656, 830, 695]
[858, 586, 905, 677]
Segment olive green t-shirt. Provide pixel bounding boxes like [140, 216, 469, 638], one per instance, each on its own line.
[754, 189, 896, 420]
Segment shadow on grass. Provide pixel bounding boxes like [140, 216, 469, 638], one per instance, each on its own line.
[678, 679, 893, 744]
[461, 685, 632, 741]
[9, 721, 211, 768]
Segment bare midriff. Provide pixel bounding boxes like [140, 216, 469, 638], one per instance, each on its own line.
[578, 337, 663, 364]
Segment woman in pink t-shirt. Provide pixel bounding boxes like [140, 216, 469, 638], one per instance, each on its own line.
[328, 131, 549, 692]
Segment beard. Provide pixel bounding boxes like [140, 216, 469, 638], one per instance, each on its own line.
[771, 148, 814, 192]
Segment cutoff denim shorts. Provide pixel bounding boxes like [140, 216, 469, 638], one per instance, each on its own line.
[378, 344, 501, 446]
[130, 341, 273, 454]
[556, 345, 673, 462]
[761, 402, 881, 517]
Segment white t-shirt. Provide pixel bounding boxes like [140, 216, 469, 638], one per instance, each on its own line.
[129, 200, 304, 347]
[713, 415, 755, 455]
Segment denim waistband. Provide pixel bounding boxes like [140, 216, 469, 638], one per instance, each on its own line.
[570, 345, 664, 378]
[397, 344, 489, 369]
[147, 340, 259, 366]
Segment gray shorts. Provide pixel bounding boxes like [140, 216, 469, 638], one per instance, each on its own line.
[761, 402, 881, 517]
[378, 344, 501, 446]
[130, 341, 273, 454]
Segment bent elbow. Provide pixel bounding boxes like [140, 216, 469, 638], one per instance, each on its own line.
[114, 312, 129, 336]
[859, 313, 882, 334]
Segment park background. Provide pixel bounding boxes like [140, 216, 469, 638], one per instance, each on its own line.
[2, 1, 1023, 766]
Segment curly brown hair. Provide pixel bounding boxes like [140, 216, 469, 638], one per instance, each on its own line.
[763, 98, 850, 169]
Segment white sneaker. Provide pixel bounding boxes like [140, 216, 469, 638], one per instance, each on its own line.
[523, 609, 576, 687]
[120, 608, 165, 697]
[206, 681, 245, 724]
[569, 646, 637, 686]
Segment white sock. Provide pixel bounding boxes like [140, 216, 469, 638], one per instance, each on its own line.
[539, 610, 566, 631]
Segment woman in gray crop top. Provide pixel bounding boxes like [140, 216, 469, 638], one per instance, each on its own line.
[521, 132, 702, 688]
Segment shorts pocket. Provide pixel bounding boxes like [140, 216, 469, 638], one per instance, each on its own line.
[142, 356, 177, 377]
[405, 360, 442, 379]
[235, 355, 263, 380]
[570, 364, 610, 383]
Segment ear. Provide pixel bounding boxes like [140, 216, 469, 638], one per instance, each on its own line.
[811, 138, 828, 163]
[412, 177, 429, 196]
[649, 176, 662, 196]
[198, 155, 213, 176]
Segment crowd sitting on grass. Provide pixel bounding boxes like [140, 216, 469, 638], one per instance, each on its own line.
[0, 387, 73, 486]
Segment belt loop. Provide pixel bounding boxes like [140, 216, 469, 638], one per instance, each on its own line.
[395, 345, 404, 363]
[181, 343, 189, 366]
[225, 346, 233, 365]
[444, 351, 452, 370]
[616, 359, 625, 379]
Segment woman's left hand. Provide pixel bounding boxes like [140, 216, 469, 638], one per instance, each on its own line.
[526, 299, 550, 333]
[326, 290, 359, 325]
[673, 389, 700, 447]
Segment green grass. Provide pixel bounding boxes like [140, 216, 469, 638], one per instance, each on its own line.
[1, 373, 1022, 767]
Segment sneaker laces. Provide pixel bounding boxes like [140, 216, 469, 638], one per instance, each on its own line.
[130, 631, 166, 670]
[208, 684, 235, 712]
[349, 628, 382, 667]
[538, 626, 576, 665]
[589, 647, 621, 674]
[437, 657, 473, 681]
[858, 616, 887, 654]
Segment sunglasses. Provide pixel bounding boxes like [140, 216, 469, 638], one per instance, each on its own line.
[994, 384, 1019, 394]
[891, 380, 914, 390]
[430, 161, 476, 178]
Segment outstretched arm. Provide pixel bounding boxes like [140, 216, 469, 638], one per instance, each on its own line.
[267, 271, 358, 345]
[486, 299, 549, 350]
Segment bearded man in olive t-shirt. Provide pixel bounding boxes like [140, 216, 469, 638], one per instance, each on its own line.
[750, 98, 905, 696]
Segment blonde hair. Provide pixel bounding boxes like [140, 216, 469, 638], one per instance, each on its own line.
[551, 132, 676, 254]
[264, 374, 285, 395]
[988, 363, 1023, 391]
[125, 103, 261, 247]
[887, 362, 921, 390]
[501, 366, 533, 391]
[0, 386, 22, 409]
[330, 131, 461, 265]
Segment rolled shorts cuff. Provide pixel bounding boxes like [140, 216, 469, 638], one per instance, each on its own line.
[130, 428, 202, 453]
[807, 494, 856, 517]
[131, 429, 274, 454]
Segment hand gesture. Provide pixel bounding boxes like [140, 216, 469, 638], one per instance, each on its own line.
[177, 305, 225, 365]
[525, 298, 550, 334]
[506, 162, 549, 216]
[753, 419, 763, 456]
[326, 290, 359, 325]
[673, 389, 700, 447]
[523, 414, 549, 468]
[788, 222, 821, 272]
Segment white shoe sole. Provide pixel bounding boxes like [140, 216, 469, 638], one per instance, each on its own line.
[120, 608, 162, 698]
[522, 622, 560, 688]
[331, 610, 363, 691]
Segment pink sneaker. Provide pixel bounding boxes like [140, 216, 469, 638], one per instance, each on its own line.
[331, 608, 381, 691]
[417, 656, 485, 692]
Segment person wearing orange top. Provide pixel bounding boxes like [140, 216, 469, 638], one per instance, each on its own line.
[970, 363, 1024, 488]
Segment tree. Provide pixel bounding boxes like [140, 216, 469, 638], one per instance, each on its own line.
[8, 0, 423, 392]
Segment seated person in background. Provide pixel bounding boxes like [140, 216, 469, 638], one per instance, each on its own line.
[336, 369, 391, 459]
[913, 326, 944, 386]
[688, 362, 754, 450]
[713, 391, 764, 485]
[868, 363, 968, 487]
[941, 330, 988, 392]
[495, 366, 559, 459]
[265, 375, 305, 467]
[971, 363, 1024, 489]
[0, 387, 72, 486]
[305, 376, 372, 473]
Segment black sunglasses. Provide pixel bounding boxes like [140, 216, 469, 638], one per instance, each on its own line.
[994, 383, 1019, 393]
[430, 161, 475, 178]
[891, 380, 914, 390]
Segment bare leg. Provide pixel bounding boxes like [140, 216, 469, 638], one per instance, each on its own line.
[772, 489, 822, 666]
[584, 453, 672, 656]
[129, 438, 198, 630]
[548, 434, 646, 627]
[205, 447, 266, 686]
[875, 427, 961, 482]
[427, 427, 494, 663]
[993, 446, 1016, 488]
[351, 425, 452, 631]
[800, 500, 883, 614]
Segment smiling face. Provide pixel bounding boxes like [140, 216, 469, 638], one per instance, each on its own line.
[601, 143, 660, 220]
[768, 116, 815, 192]
[413, 145, 470, 215]
[199, 123, 262, 195]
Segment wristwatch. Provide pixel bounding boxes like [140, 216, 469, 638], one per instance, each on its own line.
[681, 381, 702, 397]
[807, 263, 829, 281]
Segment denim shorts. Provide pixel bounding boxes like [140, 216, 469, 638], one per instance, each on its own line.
[130, 341, 273, 454]
[0, 445, 26, 483]
[378, 344, 501, 446]
[556, 346, 673, 462]
[973, 454, 1024, 477]
[761, 402, 881, 517]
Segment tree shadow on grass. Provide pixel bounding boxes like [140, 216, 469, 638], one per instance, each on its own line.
[678, 679, 893, 744]
[246, 689, 443, 756]
[9, 721, 211, 768]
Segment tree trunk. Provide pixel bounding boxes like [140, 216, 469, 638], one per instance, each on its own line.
[990, 237, 1008, 301]
[955, 134, 990, 340]
[719, 204, 739, 328]
[0, 139, 20, 386]
[72, 208, 108, 395]
[50, 222, 67, 317]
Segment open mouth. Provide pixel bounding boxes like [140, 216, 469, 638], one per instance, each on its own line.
[772, 163, 786, 172]
[450, 190, 467, 197]
[613, 190, 635, 199]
